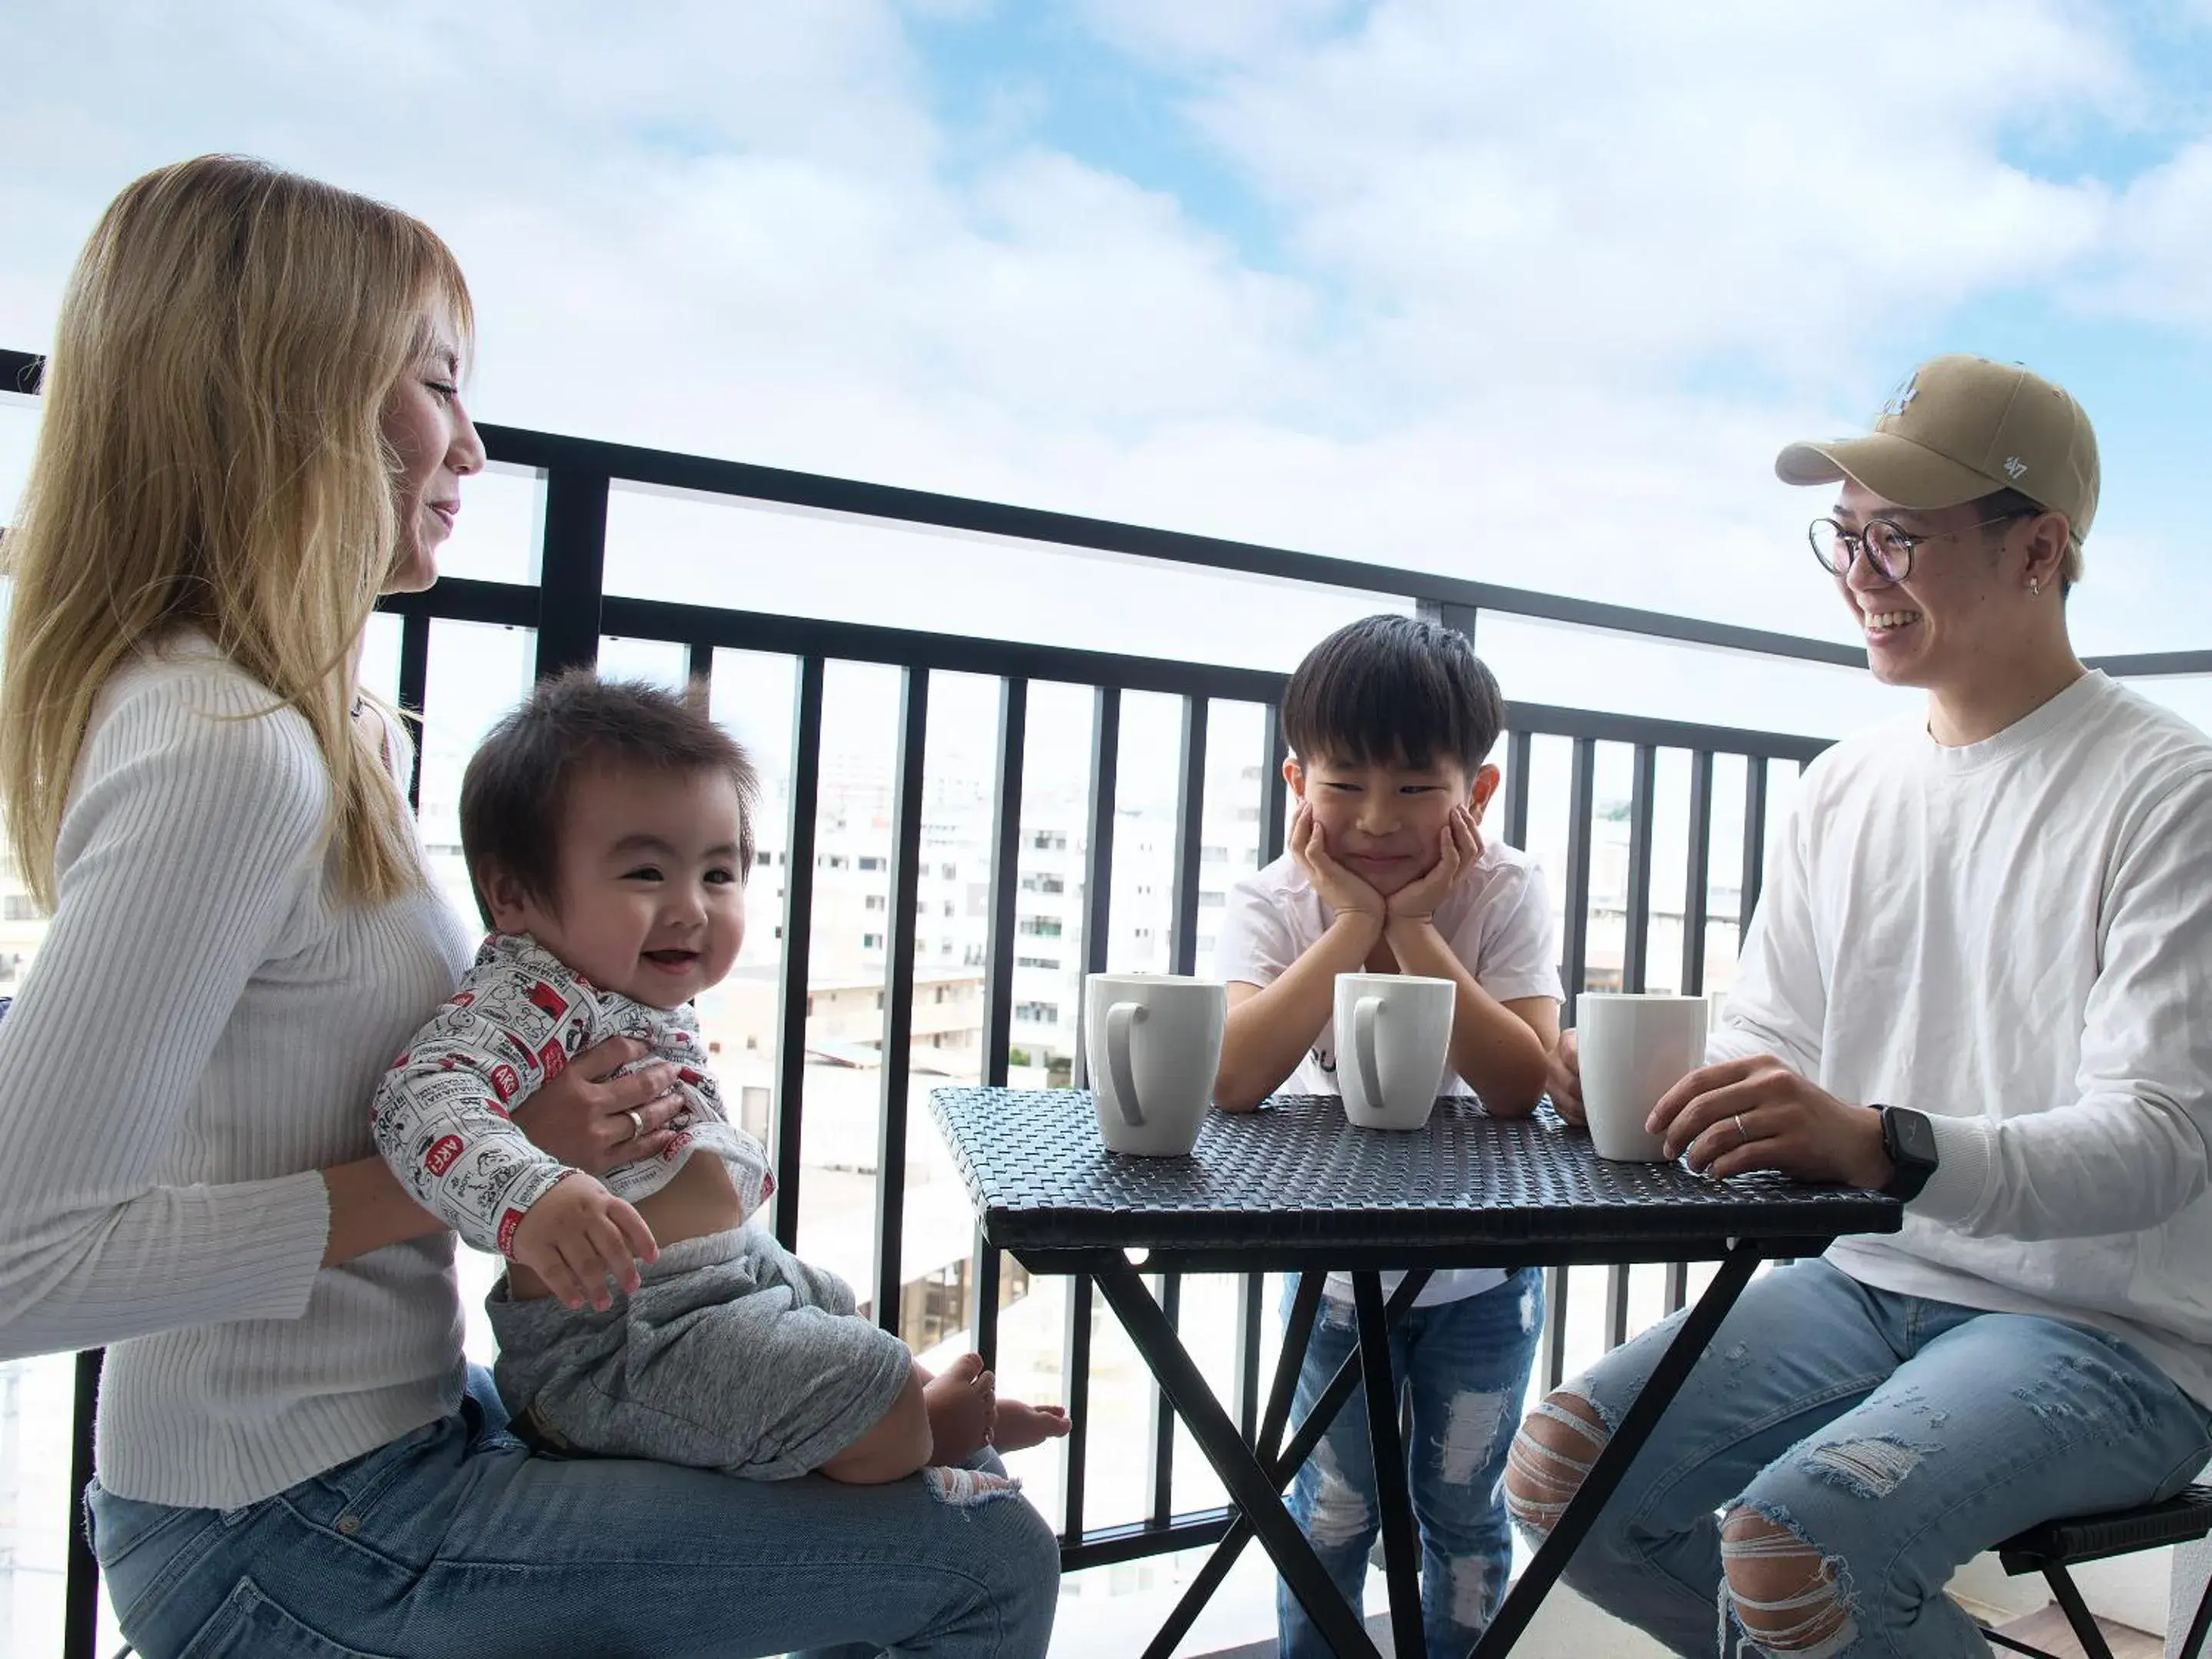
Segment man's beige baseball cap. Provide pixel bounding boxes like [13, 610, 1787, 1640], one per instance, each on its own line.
[1776, 354, 2100, 545]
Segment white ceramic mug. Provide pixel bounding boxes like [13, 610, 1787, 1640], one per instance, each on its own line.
[1575, 992, 1710, 1161]
[1333, 973, 1455, 1131]
[1084, 974, 1227, 1156]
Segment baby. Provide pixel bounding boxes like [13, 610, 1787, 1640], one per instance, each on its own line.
[373, 671, 1066, 1484]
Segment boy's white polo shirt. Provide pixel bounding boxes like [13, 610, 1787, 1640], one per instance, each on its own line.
[1215, 843, 1563, 1307]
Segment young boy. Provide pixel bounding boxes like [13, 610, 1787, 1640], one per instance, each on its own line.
[1213, 614, 1560, 1657]
[373, 671, 1066, 1488]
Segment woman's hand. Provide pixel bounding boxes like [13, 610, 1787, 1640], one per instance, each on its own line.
[512, 1037, 689, 1175]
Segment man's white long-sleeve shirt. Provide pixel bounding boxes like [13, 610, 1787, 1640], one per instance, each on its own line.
[1714, 671, 2212, 1406]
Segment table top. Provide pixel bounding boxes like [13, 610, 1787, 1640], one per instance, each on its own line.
[929, 1088, 1901, 1266]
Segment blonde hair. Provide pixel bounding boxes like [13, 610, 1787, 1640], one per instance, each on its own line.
[1, 154, 473, 909]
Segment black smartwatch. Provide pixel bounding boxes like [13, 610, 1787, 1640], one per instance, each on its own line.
[1873, 1104, 1939, 1200]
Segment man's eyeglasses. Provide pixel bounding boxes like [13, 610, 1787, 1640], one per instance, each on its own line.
[1807, 510, 2038, 583]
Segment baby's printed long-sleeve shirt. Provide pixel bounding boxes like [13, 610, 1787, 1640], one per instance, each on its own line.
[372, 933, 773, 1257]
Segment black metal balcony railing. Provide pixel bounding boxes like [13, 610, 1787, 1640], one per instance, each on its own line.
[4, 342, 2204, 1658]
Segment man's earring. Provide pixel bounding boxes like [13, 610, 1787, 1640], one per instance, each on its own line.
[2028, 579, 2041, 596]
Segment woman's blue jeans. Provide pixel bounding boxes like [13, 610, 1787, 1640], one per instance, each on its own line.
[1526, 1259, 2212, 1657]
[1279, 1267, 1545, 1658]
[87, 1367, 1059, 1658]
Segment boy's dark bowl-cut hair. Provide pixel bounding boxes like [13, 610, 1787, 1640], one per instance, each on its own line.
[459, 669, 760, 928]
[1280, 614, 1505, 773]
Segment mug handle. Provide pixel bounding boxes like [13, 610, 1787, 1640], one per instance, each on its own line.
[1353, 994, 1385, 1113]
[1106, 1002, 1147, 1127]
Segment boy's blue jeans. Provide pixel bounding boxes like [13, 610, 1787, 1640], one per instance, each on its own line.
[86, 1366, 1059, 1658]
[1525, 1259, 2212, 1657]
[1279, 1267, 1544, 1658]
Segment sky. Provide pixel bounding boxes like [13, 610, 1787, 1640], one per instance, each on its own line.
[3, 0, 2212, 740]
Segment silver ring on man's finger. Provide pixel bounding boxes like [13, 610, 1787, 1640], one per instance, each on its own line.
[1733, 1112, 1750, 1145]
[625, 1108, 645, 1141]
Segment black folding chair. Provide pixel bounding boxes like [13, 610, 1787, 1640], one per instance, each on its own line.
[1981, 1485, 2212, 1659]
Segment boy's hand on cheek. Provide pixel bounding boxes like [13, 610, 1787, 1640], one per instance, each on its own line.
[1291, 803, 1385, 922]
[1387, 806, 1482, 926]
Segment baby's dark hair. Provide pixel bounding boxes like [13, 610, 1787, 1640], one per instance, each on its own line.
[1280, 614, 1505, 773]
[459, 670, 759, 928]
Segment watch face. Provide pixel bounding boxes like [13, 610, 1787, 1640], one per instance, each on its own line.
[1893, 1110, 1939, 1166]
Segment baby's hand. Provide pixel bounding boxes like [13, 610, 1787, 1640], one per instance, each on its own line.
[508, 1174, 659, 1312]
[991, 1398, 1072, 1453]
[923, 1352, 997, 1464]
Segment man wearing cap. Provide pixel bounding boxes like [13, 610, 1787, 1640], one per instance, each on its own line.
[1507, 356, 2212, 1655]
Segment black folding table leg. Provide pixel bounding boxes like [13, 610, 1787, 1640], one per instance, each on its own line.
[2044, 1565, 2117, 1659]
[1353, 1272, 1423, 1658]
[2179, 1572, 2212, 1659]
[1094, 1260, 1379, 1659]
[1147, 1271, 1427, 1659]
[1469, 1240, 1764, 1658]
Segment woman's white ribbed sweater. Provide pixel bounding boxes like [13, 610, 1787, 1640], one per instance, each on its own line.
[0, 637, 473, 1506]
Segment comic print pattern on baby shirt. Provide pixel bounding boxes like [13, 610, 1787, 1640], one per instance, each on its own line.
[370, 932, 774, 1257]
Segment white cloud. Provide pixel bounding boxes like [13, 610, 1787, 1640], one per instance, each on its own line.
[0, 0, 2207, 674]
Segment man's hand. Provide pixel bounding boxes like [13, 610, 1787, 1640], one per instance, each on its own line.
[508, 1175, 660, 1312]
[1648, 1055, 1892, 1187]
[1545, 1029, 1585, 1125]
[1386, 806, 1483, 926]
[1290, 804, 1386, 925]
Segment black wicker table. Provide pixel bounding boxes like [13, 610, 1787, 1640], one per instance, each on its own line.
[930, 1087, 1902, 1659]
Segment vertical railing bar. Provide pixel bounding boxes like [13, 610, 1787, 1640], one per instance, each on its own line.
[532, 466, 608, 680]
[61, 1348, 101, 1659]
[1154, 697, 1208, 1518]
[1504, 729, 1532, 863]
[1543, 1265, 1571, 1392]
[685, 640, 713, 698]
[1062, 686, 1114, 1545]
[1665, 1260, 1690, 1316]
[973, 1235, 1002, 1373]
[770, 655, 825, 1252]
[1740, 755, 1769, 933]
[395, 611, 430, 813]
[1418, 598, 1482, 644]
[1681, 750, 1714, 997]
[1247, 704, 1286, 1439]
[982, 679, 1028, 1088]
[1063, 1275, 1094, 1542]
[1150, 1272, 1181, 1528]
[970, 677, 1026, 1369]
[1234, 1270, 1265, 1442]
[1606, 1264, 1632, 1352]
[1260, 704, 1289, 863]
[872, 668, 930, 1333]
[1624, 743, 1656, 994]
[1561, 737, 1597, 1005]
[1072, 687, 1121, 1088]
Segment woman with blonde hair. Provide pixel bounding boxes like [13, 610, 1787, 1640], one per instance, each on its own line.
[0, 155, 1058, 1658]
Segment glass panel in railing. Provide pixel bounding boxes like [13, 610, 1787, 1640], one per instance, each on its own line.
[2124, 674, 2212, 740]
[0, 389, 39, 521]
[359, 611, 405, 706]
[1478, 611, 1912, 740]
[601, 478, 1414, 673]
[408, 620, 536, 1359]
[432, 459, 542, 587]
[595, 634, 686, 691]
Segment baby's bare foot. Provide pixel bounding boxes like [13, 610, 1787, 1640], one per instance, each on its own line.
[990, 1399, 1071, 1453]
[924, 1353, 996, 1463]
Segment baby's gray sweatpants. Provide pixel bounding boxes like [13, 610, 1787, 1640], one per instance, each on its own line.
[488, 1225, 914, 1481]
